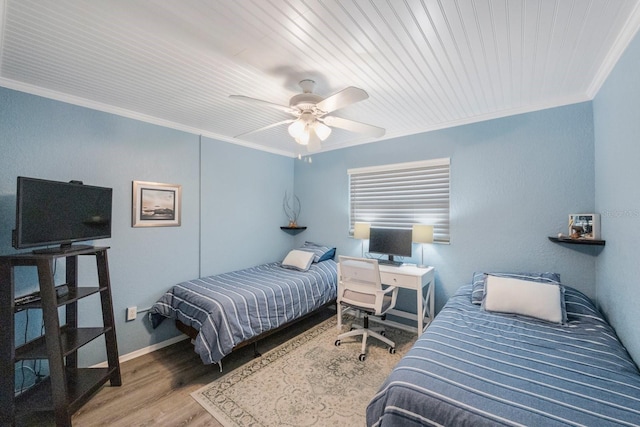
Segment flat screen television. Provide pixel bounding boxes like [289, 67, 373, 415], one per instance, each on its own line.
[13, 176, 112, 253]
[368, 227, 412, 265]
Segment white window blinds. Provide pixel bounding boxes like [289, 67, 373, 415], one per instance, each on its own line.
[348, 158, 450, 243]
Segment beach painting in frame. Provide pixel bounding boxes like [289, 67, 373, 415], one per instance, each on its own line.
[132, 181, 181, 227]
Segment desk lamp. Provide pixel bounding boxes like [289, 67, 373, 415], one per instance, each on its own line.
[353, 222, 371, 258]
[412, 224, 433, 268]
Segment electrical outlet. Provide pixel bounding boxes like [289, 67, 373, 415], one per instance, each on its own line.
[126, 306, 137, 321]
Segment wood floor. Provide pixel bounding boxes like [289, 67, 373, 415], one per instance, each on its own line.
[17, 307, 335, 427]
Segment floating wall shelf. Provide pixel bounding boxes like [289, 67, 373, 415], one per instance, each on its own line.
[548, 236, 605, 246]
[280, 226, 307, 235]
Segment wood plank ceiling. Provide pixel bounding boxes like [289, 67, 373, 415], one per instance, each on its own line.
[1, 0, 639, 156]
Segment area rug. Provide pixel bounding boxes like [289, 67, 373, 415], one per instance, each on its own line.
[191, 315, 415, 426]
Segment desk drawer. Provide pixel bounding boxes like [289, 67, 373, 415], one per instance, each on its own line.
[382, 272, 417, 288]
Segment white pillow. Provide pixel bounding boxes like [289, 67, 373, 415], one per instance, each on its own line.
[281, 249, 315, 271]
[482, 275, 564, 324]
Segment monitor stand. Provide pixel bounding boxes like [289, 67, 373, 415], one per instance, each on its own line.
[377, 256, 402, 267]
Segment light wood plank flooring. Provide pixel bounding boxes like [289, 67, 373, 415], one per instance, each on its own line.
[17, 307, 335, 427]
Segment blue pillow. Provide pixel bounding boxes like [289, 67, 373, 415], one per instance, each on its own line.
[471, 271, 561, 305]
[298, 241, 336, 263]
[563, 286, 606, 323]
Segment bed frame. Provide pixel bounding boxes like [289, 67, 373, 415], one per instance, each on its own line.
[175, 299, 337, 358]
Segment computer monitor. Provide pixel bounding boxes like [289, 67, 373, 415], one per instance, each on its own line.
[368, 227, 412, 265]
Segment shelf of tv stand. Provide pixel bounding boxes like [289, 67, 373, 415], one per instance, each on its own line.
[13, 286, 103, 312]
[14, 367, 117, 415]
[16, 325, 111, 360]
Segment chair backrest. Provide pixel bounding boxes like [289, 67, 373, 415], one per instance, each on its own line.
[338, 256, 397, 315]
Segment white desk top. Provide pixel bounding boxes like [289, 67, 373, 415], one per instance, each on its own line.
[378, 263, 434, 276]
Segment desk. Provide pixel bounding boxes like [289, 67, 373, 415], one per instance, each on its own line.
[337, 263, 435, 337]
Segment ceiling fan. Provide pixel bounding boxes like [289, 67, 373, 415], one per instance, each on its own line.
[229, 79, 385, 152]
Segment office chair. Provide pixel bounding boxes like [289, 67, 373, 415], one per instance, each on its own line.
[334, 256, 398, 361]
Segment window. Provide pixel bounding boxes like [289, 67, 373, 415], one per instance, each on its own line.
[348, 158, 450, 243]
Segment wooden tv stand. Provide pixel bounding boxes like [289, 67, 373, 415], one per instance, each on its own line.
[0, 246, 121, 426]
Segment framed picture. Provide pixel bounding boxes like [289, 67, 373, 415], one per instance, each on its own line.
[568, 213, 600, 240]
[132, 181, 182, 227]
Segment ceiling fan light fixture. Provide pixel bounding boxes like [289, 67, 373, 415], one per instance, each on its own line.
[307, 129, 322, 152]
[288, 119, 305, 138]
[229, 80, 384, 152]
[295, 131, 310, 145]
[314, 121, 332, 141]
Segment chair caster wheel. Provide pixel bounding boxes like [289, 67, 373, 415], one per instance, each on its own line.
[380, 331, 386, 337]
[358, 353, 366, 361]
[389, 347, 396, 354]
[334, 340, 341, 346]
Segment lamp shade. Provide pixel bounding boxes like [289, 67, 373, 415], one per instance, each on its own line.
[412, 224, 434, 244]
[295, 130, 310, 145]
[353, 222, 371, 239]
[288, 119, 305, 138]
[314, 121, 332, 141]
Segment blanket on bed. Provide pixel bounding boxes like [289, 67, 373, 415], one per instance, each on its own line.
[367, 284, 640, 426]
[150, 259, 337, 365]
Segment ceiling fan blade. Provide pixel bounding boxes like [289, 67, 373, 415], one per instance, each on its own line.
[229, 95, 296, 114]
[316, 87, 368, 114]
[234, 119, 294, 138]
[323, 116, 386, 138]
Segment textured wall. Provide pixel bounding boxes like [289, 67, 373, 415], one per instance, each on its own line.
[200, 137, 295, 276]
[0, 87, 294, 370]
[295, 102, 596, 316]
[593, 30, 640, 365]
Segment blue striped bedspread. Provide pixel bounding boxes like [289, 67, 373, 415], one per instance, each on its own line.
[367, 284, 640, 426]
[149, 259, 337, 365]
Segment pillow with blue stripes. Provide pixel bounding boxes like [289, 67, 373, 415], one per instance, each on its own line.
[471, 271, 561, 305]
[298, 241, 336, 263]
[563, 286, 606, 323]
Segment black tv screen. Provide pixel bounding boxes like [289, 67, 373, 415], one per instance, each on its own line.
[13, 176, 112, 251]
[368, 227, 412, 260]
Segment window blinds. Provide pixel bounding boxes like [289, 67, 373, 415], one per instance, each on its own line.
[348, 158, 450, 243]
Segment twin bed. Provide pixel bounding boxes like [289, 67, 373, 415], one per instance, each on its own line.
[151, 251, 640, 425]
[367, 278, 640, 426]
[149, 242, 337, 367]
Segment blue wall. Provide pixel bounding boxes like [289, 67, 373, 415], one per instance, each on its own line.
[3, 41, 639, 377]
[0, 88, 295, 376]
[200, 138, 295, 276]
[295, 103, 597, 316]
[593, 30, 640, 365]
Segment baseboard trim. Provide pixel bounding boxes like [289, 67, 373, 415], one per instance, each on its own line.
[91, 335, 189, 368]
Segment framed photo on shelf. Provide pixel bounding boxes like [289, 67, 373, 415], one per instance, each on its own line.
[568, 213, 600, 240]
[132, 181, 182, 227]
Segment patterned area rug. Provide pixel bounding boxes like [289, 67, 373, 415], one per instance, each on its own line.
[191, 315, 415, 426]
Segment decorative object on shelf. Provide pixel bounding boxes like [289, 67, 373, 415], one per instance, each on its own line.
[132, 181, 182, 227]
[283, 191, 301, 227]
[412, 224, 434, 268]
[568, 213, 600, 240]
[353, 222, 370, 257]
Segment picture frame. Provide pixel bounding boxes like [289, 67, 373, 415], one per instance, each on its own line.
[568, 213, 600, 240]
[132, 181, 182, 227]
